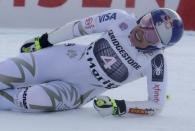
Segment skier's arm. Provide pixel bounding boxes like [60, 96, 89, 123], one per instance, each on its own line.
[125, 54, 167, 116]
[47, 9, 129, 43]
[94, 54, 167, 116]
[21, 9, 129, 52]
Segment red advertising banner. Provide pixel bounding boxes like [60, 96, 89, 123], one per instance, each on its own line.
[9, 0, 195, 30]
[177, 0, 195, 30]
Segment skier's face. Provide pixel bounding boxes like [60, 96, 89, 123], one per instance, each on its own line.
[129, 14, 160, 48]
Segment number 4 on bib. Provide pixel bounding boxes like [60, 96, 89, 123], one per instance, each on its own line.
[100, 56, 117, 69]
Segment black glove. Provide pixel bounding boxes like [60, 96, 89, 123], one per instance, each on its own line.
[20, 33, 53, 53]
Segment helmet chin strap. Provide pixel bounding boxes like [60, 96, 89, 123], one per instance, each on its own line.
[136, 15, 145, 24]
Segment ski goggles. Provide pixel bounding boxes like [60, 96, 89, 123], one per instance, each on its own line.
[139, 14, 160, 44]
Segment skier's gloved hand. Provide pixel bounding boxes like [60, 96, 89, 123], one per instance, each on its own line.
[93, 96, 126, 117]
[20, 33, 53, 53]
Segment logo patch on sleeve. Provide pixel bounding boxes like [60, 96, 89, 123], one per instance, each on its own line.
[151, 54, 164, 82]
[119, 22, 128, 31]
[98, 13, 116, 23]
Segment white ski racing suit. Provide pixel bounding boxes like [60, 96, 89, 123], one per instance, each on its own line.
[0, 9, 167, 115]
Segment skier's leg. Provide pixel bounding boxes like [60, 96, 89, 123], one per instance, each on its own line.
[0, 80, 99, 112]
[0, 53, 38, 90]
[21, 81, 83, 112]
[0, 44, 74, 90]
[0, 88, 20, 111]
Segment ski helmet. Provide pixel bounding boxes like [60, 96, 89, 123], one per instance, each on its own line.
[151, 8, 184, 48]
[137, 8, 184, 51]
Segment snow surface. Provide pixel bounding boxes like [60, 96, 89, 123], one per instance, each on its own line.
[0, 29, 195, 131]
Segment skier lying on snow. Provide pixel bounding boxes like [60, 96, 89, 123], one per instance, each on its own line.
[0, 8, 183, 116]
